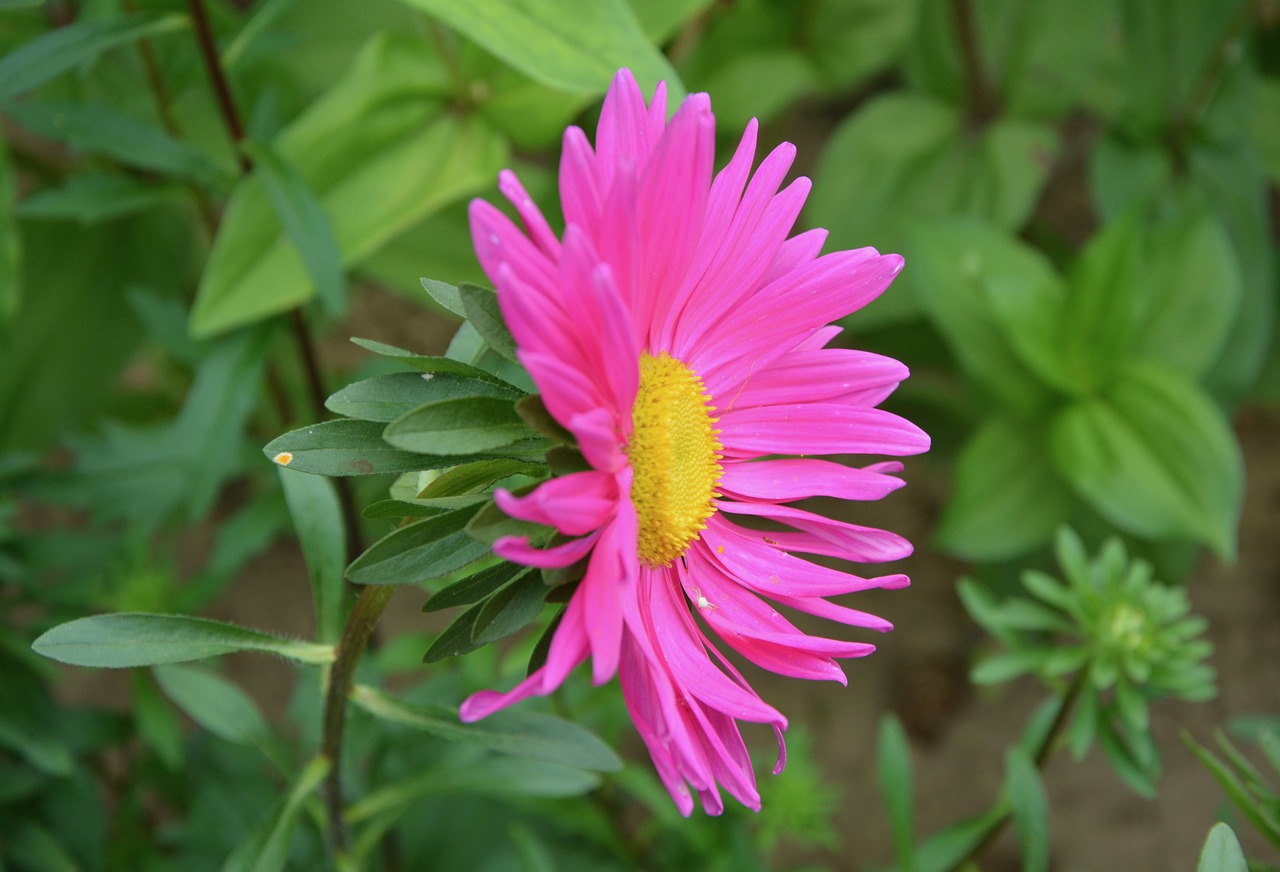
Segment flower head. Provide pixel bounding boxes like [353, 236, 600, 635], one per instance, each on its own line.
[460, 69, 929, 815]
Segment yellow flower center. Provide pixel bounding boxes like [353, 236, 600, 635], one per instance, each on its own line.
[628, 352, 723, 567]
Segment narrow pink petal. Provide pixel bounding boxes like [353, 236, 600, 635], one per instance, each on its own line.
[723, 349, 910, 411]
[459, 667, 552, 721]
[764, 228, 828, 285]
[637, 92, 714, 342]
[719, 403, 930, 457]
[568, 407, 627, 472]
[770, 592, 894, 632]
[493, 530, 600, 568]
[699, 517, 901, 596]
[494, 471, 616, 536]
[596, 69, 656, 191]
[581, 490, 636, 683]
[619, 638, 700, 815]
[498, 169, 560, 259]
[717, 500, 915, 563]
[560, 126, 602, 232]
[518, 350, 603, 429]
[718, 458, 905, 502]
[469, 199, 556, 294]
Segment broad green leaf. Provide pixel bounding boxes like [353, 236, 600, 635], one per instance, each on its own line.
[0, 136, 18, 323]
[7, 823, 81, 872]
[31, 613, 335, 667]
[691, 49, 816, 132]
[153, 663, 271, 746]
[1197, 823, 1248, 872]
[0, 705, 72, 776]
[1005, 747, 1050, 872]
[346, 505, 490, 585]
[1062, 214, 1142, 390]
[877, 714, 917, 872]
[472, 570, 548, 645]
[424, 561, 531, 613]
[220, 755, 329, 872]
[627, 0, 717, 43]
[265, 418, 484, 476]
[810, 96, 1057, 325]
[422, 600, 487, 661]
[351, 684, 622, 771]
[326, 371, 522, 423]
[398, 0, 682, 99]
[243, 140, 345, 316]
[936, 415, 1074, 560]
[191, 33, 506, 336]
[459, 283, 518, 362]
[3, 100, 227, 185]
[1134, 209, 1241, 376]
[383, 396, 533, 456]
[995, 0, 1113, 119]
[906, 217, 1059, 410]
[1089, 137, 1175, 222]
[0, 14, 188, 103]
[18, 172, 186, 223]
[1050, 362, 1243, 558]
[279, 467, 346, 643]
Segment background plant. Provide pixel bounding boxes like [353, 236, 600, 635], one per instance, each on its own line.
[1, 0, 1277, 869]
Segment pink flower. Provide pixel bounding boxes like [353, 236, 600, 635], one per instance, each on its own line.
[459, 69, 929, 815]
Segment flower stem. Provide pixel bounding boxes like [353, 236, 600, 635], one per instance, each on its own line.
[321, 584, 395, 856]
[950, 671, 1088, 870]
[951, 0, 999, 126]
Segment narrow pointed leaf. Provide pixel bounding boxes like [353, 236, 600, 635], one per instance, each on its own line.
[278, 467, 346, 643]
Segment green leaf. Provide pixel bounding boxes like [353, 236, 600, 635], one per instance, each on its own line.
[971, 650, 1046, 685]
[425, 561, 530, 612]
[278, 467, 346, 643]
[1050, 362, 1243, 558]
[326, 371, 522, 423]
[1005, 747, 1050, 872]
[190, 33, 506, 336]
[472, 570, 548, 645]
[398, 0, 683, 99]
[0, 137, 19, 323]
[132, 671, 183, 770]
[1256, 77, 1280, 186]
[349, 338, 524, 388]
[153, 663, 271, 746]
[936, 415, 1074, 560]
[220, 755, 329, 872]
[804, 0, 917, 92]
[1062, 214, 1142, 390]
[459, 282, 518, 362]
[3, 100, 228, 185]
[915, 804, 1009, 872]
[877, 714, 917, 872]
[422, 600, 487, 661]
[383, 396, 533, 456]
[1134, 209, 1242, 377]
[906, 217, 1060, 410]
[265, 418, 482, 477]
[346, 505, 491, 585]
[1197, 823, 1248, 872]
[67, 328, 270, 531]
[465, 496, 551, 545]
[420, 277, 467, 318]
[243, 140, 345, 316]
[0, 14, 188, 103]
[18, 172, 186, 223]
[810, 95, 1056, 325]
[418, 458, 543, 498]
[514, 395, 575, 445]
[32, 613, 335, 668]
[351, 684, 622, 771]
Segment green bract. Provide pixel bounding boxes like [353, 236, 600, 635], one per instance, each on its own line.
[961, 527, 1216, 796]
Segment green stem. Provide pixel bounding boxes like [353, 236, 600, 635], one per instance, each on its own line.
[321, 584, 395, 857]
[950, 671, 1088, 871]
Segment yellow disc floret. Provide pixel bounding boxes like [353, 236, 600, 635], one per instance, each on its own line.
[628, 351, 723, 567]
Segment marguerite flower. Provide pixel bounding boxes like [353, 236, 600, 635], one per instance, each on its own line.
[459, 69, 929, 816]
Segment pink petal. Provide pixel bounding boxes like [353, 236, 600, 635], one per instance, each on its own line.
[580, 489, 637, 683]
[723, 349, 910, 411]
[494, 471, 617, 536]
[560, 126, 602, 232]
[498, 169, 560, 259]
[717, 500, 915, 563]
[719, 403, 930, 457]
[718, 458, 905, 502]
[493, 530, 600, 568]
